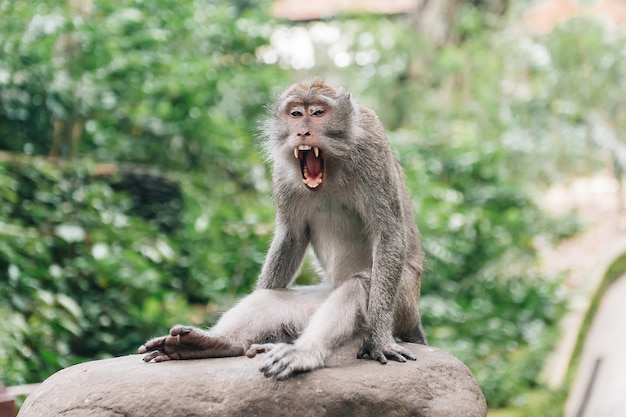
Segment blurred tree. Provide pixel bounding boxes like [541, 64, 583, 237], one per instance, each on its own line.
[0, 0, 283, 173]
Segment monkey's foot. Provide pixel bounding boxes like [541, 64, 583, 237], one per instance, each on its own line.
[250, 343, 324, 380]
[138, 325, 244, 362]
[357, 338, 416, 364]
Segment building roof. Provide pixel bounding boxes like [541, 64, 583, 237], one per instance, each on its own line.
[272, 0, 420, 21]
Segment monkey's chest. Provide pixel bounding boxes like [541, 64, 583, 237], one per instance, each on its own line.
[308, 204, 373, 282]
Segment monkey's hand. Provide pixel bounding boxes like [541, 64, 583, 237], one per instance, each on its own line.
[357, 335, 416, 364]
[247, 342, 324, 380]
[244, 342, 277, 358]
[138, 325, 244, 362]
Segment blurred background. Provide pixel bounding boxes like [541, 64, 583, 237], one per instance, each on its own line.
[1, 0, 626, 415]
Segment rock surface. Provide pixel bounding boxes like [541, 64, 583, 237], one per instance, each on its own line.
[19, 344, 486, 417]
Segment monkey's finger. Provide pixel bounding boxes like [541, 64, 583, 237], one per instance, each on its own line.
[358, 347, 388, 364]
[357, 347, 387, 364]
[356, 346, 368, 360]
[260, 350, 290, 376]
[388, 345, 416, 361]
[246, 343, 276, 358]
[262, 360, 290, 379]
[260, 361, 279, 376]
[245, 348, 259, 358]
[383, 350, 406, 363]
[246, 344, 267, 358]
[274, 364, 296, 380]
[400, 350, 416, 361]
[259, 358, 275, 374]
[375, 352, 389, 365]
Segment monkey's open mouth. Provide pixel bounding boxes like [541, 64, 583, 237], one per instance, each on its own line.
[294, 145, 324, 190]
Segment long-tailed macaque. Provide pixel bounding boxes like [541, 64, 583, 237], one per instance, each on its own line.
[139, 79, 427, 379]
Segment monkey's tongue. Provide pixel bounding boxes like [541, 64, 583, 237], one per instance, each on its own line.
[306, 151, 322, 176]
[303, 151, 323, 189]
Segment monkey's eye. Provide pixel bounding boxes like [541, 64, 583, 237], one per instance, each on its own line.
[311, 109, 324, 116]
[290, 110, 303, 117]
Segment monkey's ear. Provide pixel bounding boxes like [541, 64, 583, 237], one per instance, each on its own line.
[338, 92, 355, 113]
[338, 92, 352, 104]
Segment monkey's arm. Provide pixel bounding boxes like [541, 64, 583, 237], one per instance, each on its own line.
[256, 219, 309, 290]
[357, 226, 416, 364]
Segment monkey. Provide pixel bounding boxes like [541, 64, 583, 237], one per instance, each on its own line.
[139, 79, 427, 379]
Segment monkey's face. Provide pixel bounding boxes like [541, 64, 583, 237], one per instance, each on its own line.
[267, 80, 355, 192]
[286, 101, 328, 190]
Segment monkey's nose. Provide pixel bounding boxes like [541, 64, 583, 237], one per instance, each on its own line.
[297, 131, 311, 137]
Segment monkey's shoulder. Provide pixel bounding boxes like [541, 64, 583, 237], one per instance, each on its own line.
[357, 106, 384, 127]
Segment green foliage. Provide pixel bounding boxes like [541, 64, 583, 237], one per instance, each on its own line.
[489, 387, 568, 417]
[393, 134, 567, 407]
[0, 0, 281, 170]
[0, 158, 273, 385]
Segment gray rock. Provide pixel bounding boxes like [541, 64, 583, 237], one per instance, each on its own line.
[19, 344, 486, 417]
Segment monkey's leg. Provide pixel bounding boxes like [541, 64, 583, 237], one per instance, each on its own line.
[393, 278, 428, 346]
[408, 317, 428, 345]
[139, 288, 328, 362]
[249, 274, 370, 380]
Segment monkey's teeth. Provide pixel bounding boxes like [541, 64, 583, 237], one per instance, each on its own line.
[294, 145, 314, 159]
[298, 145, 323, 190]
[303, 179, 321, 188]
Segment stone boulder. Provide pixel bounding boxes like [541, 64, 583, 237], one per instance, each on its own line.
[19, 344, 486, 417]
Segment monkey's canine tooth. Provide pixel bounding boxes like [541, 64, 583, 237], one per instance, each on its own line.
[295, 145, 313, 159]
[313, 147, 319, 157]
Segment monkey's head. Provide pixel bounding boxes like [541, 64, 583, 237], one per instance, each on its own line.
[264, 78, 356, 191]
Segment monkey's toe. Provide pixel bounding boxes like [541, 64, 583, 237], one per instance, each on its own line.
[141, 350, 172, 362]
[169, 325, 193, 337]
[138, 335, 168, 354]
